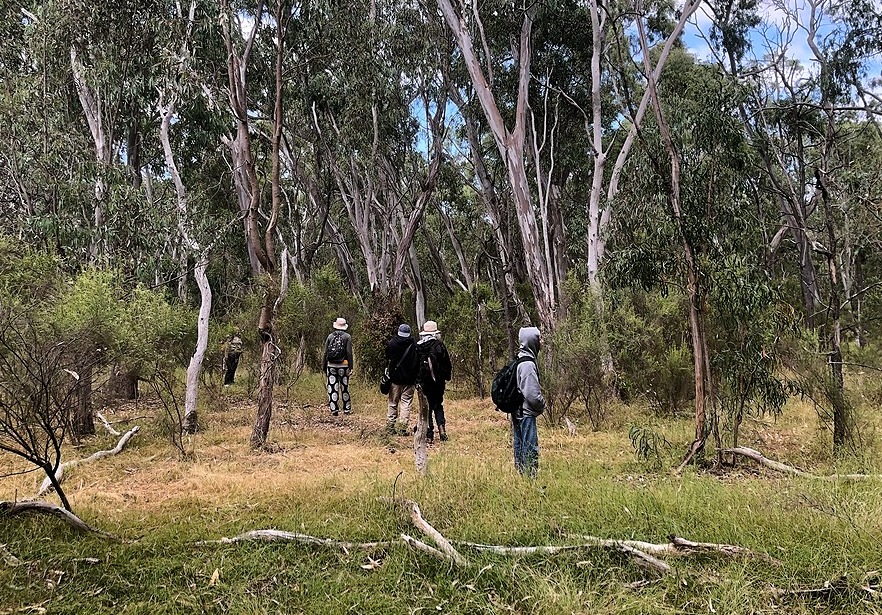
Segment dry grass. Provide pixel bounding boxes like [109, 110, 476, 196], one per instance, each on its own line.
[0, 384, 877, 516]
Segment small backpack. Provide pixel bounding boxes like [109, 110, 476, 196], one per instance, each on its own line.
[326, 332, 347, 362]
[417, 343, 436, 384]
[491, 356, 534, 413]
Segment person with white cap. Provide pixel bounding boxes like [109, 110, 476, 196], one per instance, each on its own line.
[416, 320, 452, 444]
[384, 323, 419, 435]
[323, 317, 353, 415]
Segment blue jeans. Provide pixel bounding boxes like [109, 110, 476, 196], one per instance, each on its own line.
[512, 414, 538, 477]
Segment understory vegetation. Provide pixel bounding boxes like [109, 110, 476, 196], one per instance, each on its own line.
[1, 387, 880, 615]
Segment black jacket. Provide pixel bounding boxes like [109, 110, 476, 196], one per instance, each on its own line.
[416, 338, 452, 390]
[386, 335, 419, 385]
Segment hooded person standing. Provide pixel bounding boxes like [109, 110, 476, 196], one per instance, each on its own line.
[513, 326, 545, 477]
[416, 320, 452, 444]
[323, 317, 353, 415]
[385, 323, 418, 435]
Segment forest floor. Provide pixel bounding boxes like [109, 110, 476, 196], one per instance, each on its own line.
[1, 372, 881, 614]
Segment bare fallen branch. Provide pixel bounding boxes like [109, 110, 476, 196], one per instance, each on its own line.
[462, 537, 669, 573]
[95, 412, 121, 436]
[380, 497, 468, 567]
[401, 533, 449, 562]
[460, 533, 777, 573]
[668, 534, 781, 564]
[39, 426, 140, 496]
[195, 529, 392, 550]
[0, 500, 115, 539]
[725, 447, 881, 481]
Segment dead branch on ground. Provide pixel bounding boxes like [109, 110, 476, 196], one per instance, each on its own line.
[380, 496, 469, 567]
[38, 426, 140, 496]
[725, 447, 881, 480]
[0, 500, 115, 539]
[196, 529, 392, 550]
[95, 412, 121, 436]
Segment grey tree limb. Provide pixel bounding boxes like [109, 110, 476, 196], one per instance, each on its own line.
[38, 426, 140, 496]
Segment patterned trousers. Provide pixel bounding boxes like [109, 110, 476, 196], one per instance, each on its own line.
[326, 366, 351, 415]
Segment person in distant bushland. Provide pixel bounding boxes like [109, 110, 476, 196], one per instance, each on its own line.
[385, 323, 419, 435]
[323, 317, 353, 416]
[416, 320, 452, 444]
[223, 332, 244, 385]
[512, 326, 545, 477]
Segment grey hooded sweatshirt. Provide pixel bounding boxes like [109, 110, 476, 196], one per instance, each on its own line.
[516, 327, 546, 417]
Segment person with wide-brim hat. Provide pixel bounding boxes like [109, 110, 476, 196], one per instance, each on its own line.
[323, 317, 353, 415]
[415, 320, 451, 444]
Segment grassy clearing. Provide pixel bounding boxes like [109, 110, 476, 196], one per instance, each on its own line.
[1, 378, 881, 614]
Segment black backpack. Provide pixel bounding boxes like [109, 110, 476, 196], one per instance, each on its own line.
[326, 332, 347, 362]
[491, 356, 534, 413]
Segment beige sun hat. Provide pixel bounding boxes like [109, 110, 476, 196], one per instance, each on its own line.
[420, 320, 439, 336]
[332, 317, 349, 331]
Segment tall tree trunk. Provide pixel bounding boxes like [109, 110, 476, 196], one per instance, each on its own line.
[438, 0, 556, 334]
[635, 12, 713, 469]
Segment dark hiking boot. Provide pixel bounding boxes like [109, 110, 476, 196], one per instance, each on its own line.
[439, 426, 448, 442]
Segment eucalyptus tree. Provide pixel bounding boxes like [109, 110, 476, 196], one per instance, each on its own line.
[704, 0, 882, 451]
[156, 0, 214, 433]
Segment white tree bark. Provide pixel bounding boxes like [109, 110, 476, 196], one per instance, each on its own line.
[438, 0, 555, 331]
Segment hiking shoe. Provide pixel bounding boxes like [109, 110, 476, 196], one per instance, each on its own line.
[331, 411, 339, 416]
[343, 410, 352, 415]
[385, 423, 396, 435]
[396, 423, 410, 436]
[439, 426, 448, 442]
[426, 436, 434, 445]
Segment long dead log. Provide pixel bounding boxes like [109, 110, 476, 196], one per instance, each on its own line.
[0, 500, 115, 539]
[725, 447, 880, 481]
[39, 425, 140, 495]
[196, 529, 392, 550]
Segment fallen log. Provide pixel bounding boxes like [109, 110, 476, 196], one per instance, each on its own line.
[460, 538, 669, 574]
[380, 497, 469, 567]
[38, 426, 140, 496]
[0, 501, 115, 539]
[725, 447, 881, 481]
[459, 533, 778, 572]
[196, 529, 392, 550]
[95, 412, 121, 436]
[400, 533, 450, 563]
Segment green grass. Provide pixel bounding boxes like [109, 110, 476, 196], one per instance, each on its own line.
[1, 388, 881, 614]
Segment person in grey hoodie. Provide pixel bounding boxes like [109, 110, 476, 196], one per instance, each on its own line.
[513, 326, 545, 477]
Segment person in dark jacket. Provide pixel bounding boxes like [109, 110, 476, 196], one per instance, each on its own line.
[385, 323, 418, 435]
[416, 320, 452, 444]
[512, 326, 545, 477]
[323, 317, 354, 415]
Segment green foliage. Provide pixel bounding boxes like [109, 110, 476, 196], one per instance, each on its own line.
[607, 290, 695, 416]
[437, 284, 506, 397]
[628, 424, 673, 470]
[115, 286, 194, 378]
[276, 266, 361, 375]
[357, 294, 405, 381]
[548, 278, 611, 429]
[709, 256, 798, 444]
